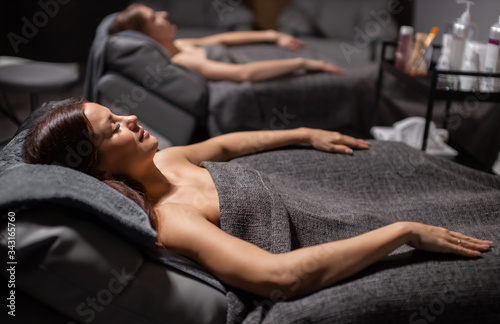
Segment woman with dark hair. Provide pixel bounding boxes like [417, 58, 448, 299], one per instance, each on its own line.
[23, 98, 157, 227]
[107, 3, 345, 82]
[23, 99, 492, 300]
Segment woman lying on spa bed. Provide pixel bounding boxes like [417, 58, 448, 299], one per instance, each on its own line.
[107, 3, 345, 82]
[23, 98, 492, 300]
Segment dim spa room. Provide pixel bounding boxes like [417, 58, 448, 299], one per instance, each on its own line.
[1, 0, 500, 323]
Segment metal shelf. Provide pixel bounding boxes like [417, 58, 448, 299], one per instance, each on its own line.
[374, 41, 500, 169]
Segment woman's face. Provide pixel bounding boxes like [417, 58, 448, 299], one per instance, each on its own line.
[84, 103, 158, 178]
[139, 5, 177, 44]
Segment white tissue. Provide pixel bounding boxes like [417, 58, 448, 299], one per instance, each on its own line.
[370, 117, 458, 158]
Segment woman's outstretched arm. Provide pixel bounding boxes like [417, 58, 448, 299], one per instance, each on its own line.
[172, 54, 345, 82]
[163, 128, 369, 166]
[175, 30, 306, 50]
[157, 205, 492, 300]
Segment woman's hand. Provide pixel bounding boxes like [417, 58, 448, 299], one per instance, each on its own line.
[306, 129, 370, 154]
[303, 59, 346, 74]
[276, 32, 306, 50]
[405, 222, 492, 257]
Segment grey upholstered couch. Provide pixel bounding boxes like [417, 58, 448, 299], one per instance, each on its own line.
[277, 0, 398, 66]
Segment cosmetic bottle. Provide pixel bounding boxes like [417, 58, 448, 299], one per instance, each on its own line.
[394, 25, 414, 72]
[437, 33, 453, 89]
[483, 15, 500, 92]
[450, 0, 477, 72]
[460, 41, 486, 91]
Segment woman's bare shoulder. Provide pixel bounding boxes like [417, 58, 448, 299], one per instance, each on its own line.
[173, 38, 195, 48]
[154, 146, 191, 164]
[154, 201, 219, 252]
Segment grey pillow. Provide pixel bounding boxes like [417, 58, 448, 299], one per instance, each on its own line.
[277, 6, 317, 36]
[0, 204, 226, 324]
[105, 31, 208, 120]
[315, 0, 362, 39]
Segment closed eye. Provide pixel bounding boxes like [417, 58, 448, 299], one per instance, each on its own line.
[114, 123, 120, 133]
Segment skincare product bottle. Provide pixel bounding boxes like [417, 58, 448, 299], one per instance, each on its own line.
[483, 15, 500, 92]
[460, 41, 486, 91]
[394, 25, 414, 72]
[450, 0, 477, 72]
[437, 33, 453, 89]
[437, 34, 453, 70]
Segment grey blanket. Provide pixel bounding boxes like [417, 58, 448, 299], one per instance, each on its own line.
[205, 43, 500, 169]
[202, 141, 500, 323]
[204, 44, 378, 138]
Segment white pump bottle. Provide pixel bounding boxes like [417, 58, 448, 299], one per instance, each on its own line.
[450, 0, 477, 71]
[483, 16, 500, 92]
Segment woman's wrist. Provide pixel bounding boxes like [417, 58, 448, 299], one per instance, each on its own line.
[265, 29, 279, 42]
[392, 222, 417, 245]
[296, 127, 313, 144]
[295, 57, 306, 70]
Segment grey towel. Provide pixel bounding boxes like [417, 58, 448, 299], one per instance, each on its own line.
[202, 141, 500, 323]
[83, 12, 119, 102]
[204, 44, 377, 137]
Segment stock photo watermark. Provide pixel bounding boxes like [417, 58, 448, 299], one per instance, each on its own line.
[235, 106, 298, 155]
[109, 63, 168, 112]
[239, 243, 340, 321]
[64, 127, 103, 169]
[7, 0, 72, 54]
[446, 90, 493, 131]
[340, 0, 404, 63]
[5, 211, 17, 318]
[67, 267, 135, 324]
[408, 286, 457, 323]
[212, 0, 244, 22]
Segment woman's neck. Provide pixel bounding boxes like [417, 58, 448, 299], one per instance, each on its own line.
[161, 40, 180, 57]
[133, 162, 172, 204]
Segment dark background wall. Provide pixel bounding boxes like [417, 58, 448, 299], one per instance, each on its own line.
[0, 0, 414, 64]
[0, 0, 127, 63]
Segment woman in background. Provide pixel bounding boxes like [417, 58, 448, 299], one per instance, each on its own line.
[23, 98, 492, 300]
[108, 3, 345, 82]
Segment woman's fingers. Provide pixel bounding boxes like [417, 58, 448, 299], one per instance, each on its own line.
[334, 134, 370, 150]
[324, 64, 346, 74]
[290, 38, 306, 49]
[325, 141, 369, 154]
[277, 35, 306, 50]
[408, 223, 492, 258]
[311, 132, 370, 154]
[303, 60, 345, 74]
[329, 142, 369, 155]
[448, 231, 492, 250]
[446, 231, 492, 257]
[329, 145, 353, 155]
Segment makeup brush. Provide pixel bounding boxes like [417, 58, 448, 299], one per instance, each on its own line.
[413, 27, 440, 70]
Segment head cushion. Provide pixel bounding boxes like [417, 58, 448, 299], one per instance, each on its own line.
[105, 31, 208, 120]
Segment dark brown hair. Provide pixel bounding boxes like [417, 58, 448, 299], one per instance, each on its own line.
[108, 3, 149, 35]
[23, 98, 158, 229]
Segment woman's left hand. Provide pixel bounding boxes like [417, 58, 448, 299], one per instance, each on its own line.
[306, 129, 370, 154]
[405, 222, 492, 257]
[276, 32, 306, 50]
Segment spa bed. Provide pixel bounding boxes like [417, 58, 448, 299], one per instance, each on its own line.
[1, 105, 499, 323]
